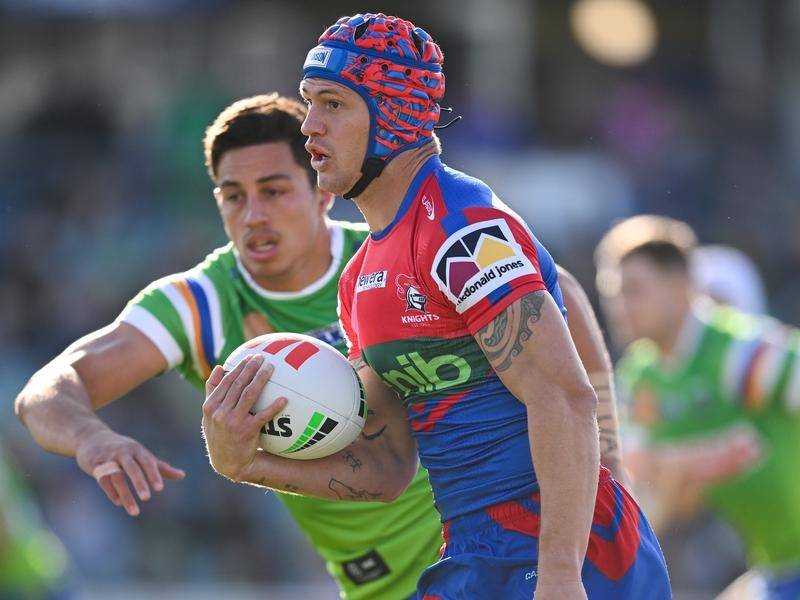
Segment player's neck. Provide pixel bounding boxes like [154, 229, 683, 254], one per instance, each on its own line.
[656, 299, 694, 361]
[353, 144, 439, 233]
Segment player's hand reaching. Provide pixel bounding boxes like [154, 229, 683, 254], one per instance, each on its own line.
[202, 355, 287, 482]
[76, 429, 185, 517]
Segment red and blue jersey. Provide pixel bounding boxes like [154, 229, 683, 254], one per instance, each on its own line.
[338, 156, 565, 521]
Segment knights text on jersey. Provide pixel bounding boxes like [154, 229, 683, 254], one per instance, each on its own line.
[338, 156, 565, 521]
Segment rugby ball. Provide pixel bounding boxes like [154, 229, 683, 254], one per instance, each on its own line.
[222, 333, 367, 460]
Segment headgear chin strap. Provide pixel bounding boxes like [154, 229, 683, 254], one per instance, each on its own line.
[342, 158, 385, 199]
[302, 13, 446, 198]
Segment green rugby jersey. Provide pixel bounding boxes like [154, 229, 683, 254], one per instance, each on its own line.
[618, 302, 800, 570]
[118, 220, 441, 599]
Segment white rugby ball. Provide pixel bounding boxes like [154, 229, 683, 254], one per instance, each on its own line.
[222, 333, 366, 460]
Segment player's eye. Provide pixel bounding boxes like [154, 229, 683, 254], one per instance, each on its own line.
[327, 100, 341, 110]
[225, 192, 244, 203]
[262, 188, 287, 198]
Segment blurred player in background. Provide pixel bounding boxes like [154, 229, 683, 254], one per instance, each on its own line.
[0, 444, 71, 600]
[691, 244, 769, 315]
[15, 92, 627, 599]
[596, 215, 800, 600]
[203, 13, 669, 599]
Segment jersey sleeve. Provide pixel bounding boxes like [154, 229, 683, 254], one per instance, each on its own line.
[116, 272, 225, 381]
[337, 271, 361, 362]
[720, 321, 800, 413]
[424, 207, 552, 335]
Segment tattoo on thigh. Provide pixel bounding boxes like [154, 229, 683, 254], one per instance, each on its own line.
[477, 291, 546, 373]
[328, 478, 382, 501]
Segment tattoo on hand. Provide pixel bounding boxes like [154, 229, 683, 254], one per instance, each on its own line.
[477, 291, 545, 372]
[361, 425, 387, 441]
[328, 478, 382, 501]
[343, 451, 362, 471]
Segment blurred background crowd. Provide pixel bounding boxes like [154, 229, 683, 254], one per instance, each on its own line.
[2, 0, 799, 598]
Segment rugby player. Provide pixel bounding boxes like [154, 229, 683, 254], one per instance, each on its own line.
[597, 215, 800, 600]
[203, 14, 670, 599]
[16, 93, 628, 599]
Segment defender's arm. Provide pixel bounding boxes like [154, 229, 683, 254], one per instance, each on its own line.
[15, 322, 185, 516]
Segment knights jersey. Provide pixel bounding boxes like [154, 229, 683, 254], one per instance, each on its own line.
[339, 156, 565, 521]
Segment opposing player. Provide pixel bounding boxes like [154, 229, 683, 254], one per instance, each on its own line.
[14, 92, 627, 600]
[203, 14, 669, 599]
[596, 215, 800, 600]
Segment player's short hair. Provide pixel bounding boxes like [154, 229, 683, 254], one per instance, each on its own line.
[595, 215, 698, 295]
[623, 240, 691, 272]
[204, 93, 314, 186]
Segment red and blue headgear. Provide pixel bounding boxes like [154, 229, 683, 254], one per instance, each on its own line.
[303, 13, 445, 198]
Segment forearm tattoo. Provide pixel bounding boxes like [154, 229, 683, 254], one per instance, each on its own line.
[477, 291, 546, 373]
[598, 420, 620, 456]
[594, 383, 620, 458]
[328, 478, 382, 501]
[343, 451, 362, 471]
[284, 483, 300, 493]
[360, 408, 387, 441]
[361, 425, 387, 441]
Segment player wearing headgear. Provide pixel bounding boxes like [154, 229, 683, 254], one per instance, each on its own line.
[204, 13, 670, 599]
[15, 91, 628, 600]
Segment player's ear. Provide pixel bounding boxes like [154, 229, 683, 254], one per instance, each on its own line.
[212, 185, 225, 211]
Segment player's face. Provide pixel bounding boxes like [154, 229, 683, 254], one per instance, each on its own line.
[300, 79, 370, 196]
[617, 256, 689, 343]
[214, 142, 331, 291]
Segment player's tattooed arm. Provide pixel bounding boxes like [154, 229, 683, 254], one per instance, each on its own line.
[361, 425, 387, 441]
[476, 291, 546, 373]
[595, 383, 619, 456]
[237, 363, 416, 502]
[474, 289, 599, 585]
[361, 409, 387, 441]
[343, 450, 362, 471]
[350, 361, 389, 444]
[328, 478, 383, 501]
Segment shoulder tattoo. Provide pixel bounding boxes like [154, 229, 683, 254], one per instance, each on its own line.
[477, 291, 546, 373]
